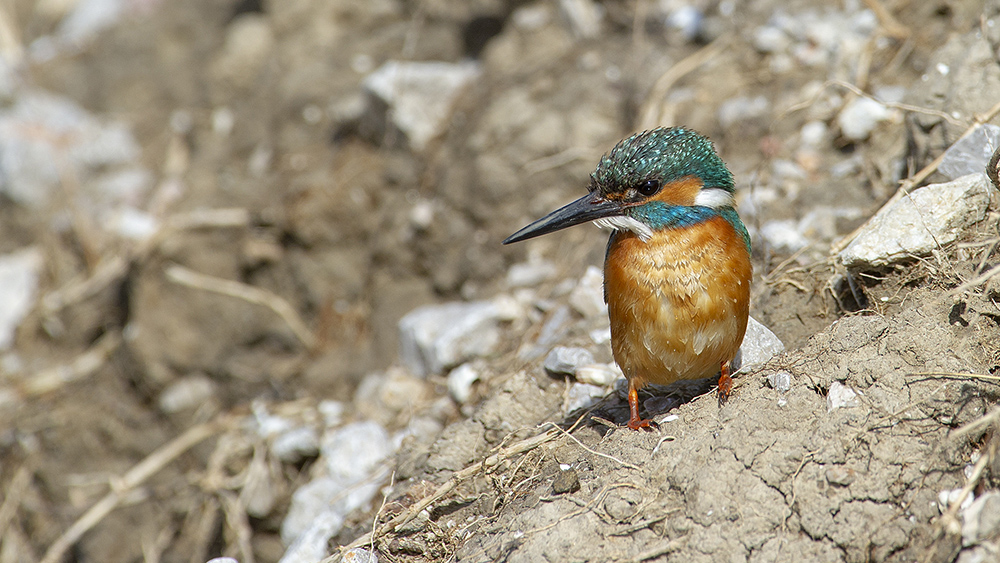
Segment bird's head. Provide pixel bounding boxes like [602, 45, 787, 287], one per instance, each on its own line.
[503, 127, 736, 244]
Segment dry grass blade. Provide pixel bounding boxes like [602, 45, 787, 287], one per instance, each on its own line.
[16, 331, 122, 397]
[638, 36, 730, 130]
[39, 415, 236, 563]
[165, 264, 317, 351]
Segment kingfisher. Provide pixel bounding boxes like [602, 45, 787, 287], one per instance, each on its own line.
[503, 127, 752, 430]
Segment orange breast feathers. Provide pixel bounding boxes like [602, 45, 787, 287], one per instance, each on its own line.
[604, 215, 752, 388]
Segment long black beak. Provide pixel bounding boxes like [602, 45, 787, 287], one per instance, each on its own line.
[502, 192, 624, 244]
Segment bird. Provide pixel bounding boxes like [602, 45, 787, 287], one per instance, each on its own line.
[503, 127, 752, 430]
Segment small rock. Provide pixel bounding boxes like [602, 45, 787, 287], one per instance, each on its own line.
[343, 548, 379, 563]
[939, 124, 1000, 180]
[552, 467, 581, 494]
[158, 374, 216, 414]
[565, 382, 606, 413]
[569, 266, 607, 319]
[825, 465, 856, 486]
[962, 492, 1000, 546]
[207, 558, 239, 563]
[839, 174, 992, 269]
[717, 95, 770, 129]
[838, 97, 893, 141]
[0, 248, 42, 351]
[736, 317, 785, 371]
[544, 346, 595, 376]
[398, 301, 504, 376]
[767, 371, 792, 393]
[941, 488, 975, 513]
[364, 60, 481, 151]
[279, 511, 345, 563]
[575, 363, 622, 386]
[271, 426, 320, 464]
[589, 327, 611, 344]
[507, 259, 557, 287]
[827, 381, 860, 412]
[447, 363, 480, 404]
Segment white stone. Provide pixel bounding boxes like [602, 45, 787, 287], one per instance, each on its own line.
[543, 346, 595, 375]
[364, 60, 481, 151]
[0, 248, 42, 351]
[736, 316, 785, 371]
[564, 382, 606, 413]
[575, 363, 622, 386]
[569, 265, 607, 319]
[343, 548, 379, 563]
[398, 301, 503, 376]
[767, 371, 792, 393]
[158, 374, 215, 413]
[507, 259, 557, 287]
[837, 97, 893, 141]
[827, 381, 860, 412]
[447, 363, 480, 404]
[839, 174, 993, 269]
[558, 0, 602, 38]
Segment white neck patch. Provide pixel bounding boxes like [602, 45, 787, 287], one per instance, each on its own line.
[694, 187, 735, 208]
[594, 216, 653, 242]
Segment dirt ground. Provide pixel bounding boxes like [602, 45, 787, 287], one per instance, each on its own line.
[2, 1, 1000, 563]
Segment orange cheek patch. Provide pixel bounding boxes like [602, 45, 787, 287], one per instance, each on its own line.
[649, 176, 703, 206]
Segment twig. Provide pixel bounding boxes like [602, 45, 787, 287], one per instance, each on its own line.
[370, 471, 395, 555]
[13, 331, 122, 398]
[908, 371, 1000, 383]
[40, 416, 236, 563]
[541, 422, 640, 470]
[523, 482, 639, 536]
[0, 461, 34, 541]
[165, 264, 317, 351]
[630, 539, 684, 562]
[832, 98, 1000, 254]
[947, 263, 1000, 297]
[862, 0, 910, 39]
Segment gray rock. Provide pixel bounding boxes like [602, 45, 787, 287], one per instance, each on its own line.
[767, 371, 792, 393]
[158, 374, 216, 414]
[399, 301, 503, 376]
[736, 317, 785, 372]
[564, 382, 606, 414]
[827, 381, 860, 412]
[507, 258, 557, 287]
[281, 421, 394, 548]
[839, 174, 993, 269]
[343, 548, 379, 563]
[364, 60, 480, 151]
[939, 124, 1000, 180]
[962, 492, 1000, 546]
[544, 346, 595, 376]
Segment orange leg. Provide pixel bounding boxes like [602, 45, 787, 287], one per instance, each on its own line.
[717, 360, 733, 405]
[626, 380, 658, 431]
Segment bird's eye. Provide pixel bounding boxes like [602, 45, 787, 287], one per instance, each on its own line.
[635, 180, 660, 197]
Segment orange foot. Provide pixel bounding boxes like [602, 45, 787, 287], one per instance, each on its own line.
[718, 361, 733, 405]
[626, 381, 659, 431]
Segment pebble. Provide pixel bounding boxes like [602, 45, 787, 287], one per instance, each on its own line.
[0, 248, 42, 351]
[826, 381, 860, 412]
[207, 558, 239, 563]
[552, 467, 581, 494]
[839, 174, 992, 269]
[564, 382, 606, 413]
[398, 301, 504, 376]
[343, 548, 379, 563]
[824, 465, 856, 486]
[543, 346, 595, 376]
[558, 0, 602, 38]
[939, 124, 1000, 180]
[767, 371, 792, 393]
[575, 363, 622, 386]
[569, 266, 607, 319]
[447, 363, 480, 404]
[940, 488, 975, 513]
[507, 258, 557, 287]
[158, 374, 216, 414]
[837, 97, 893, 141]
[364, 60, 481, 151]
[735, 317, 785, 372]
[962, 492, 1000, 546]
[717, 95, 770, 129]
